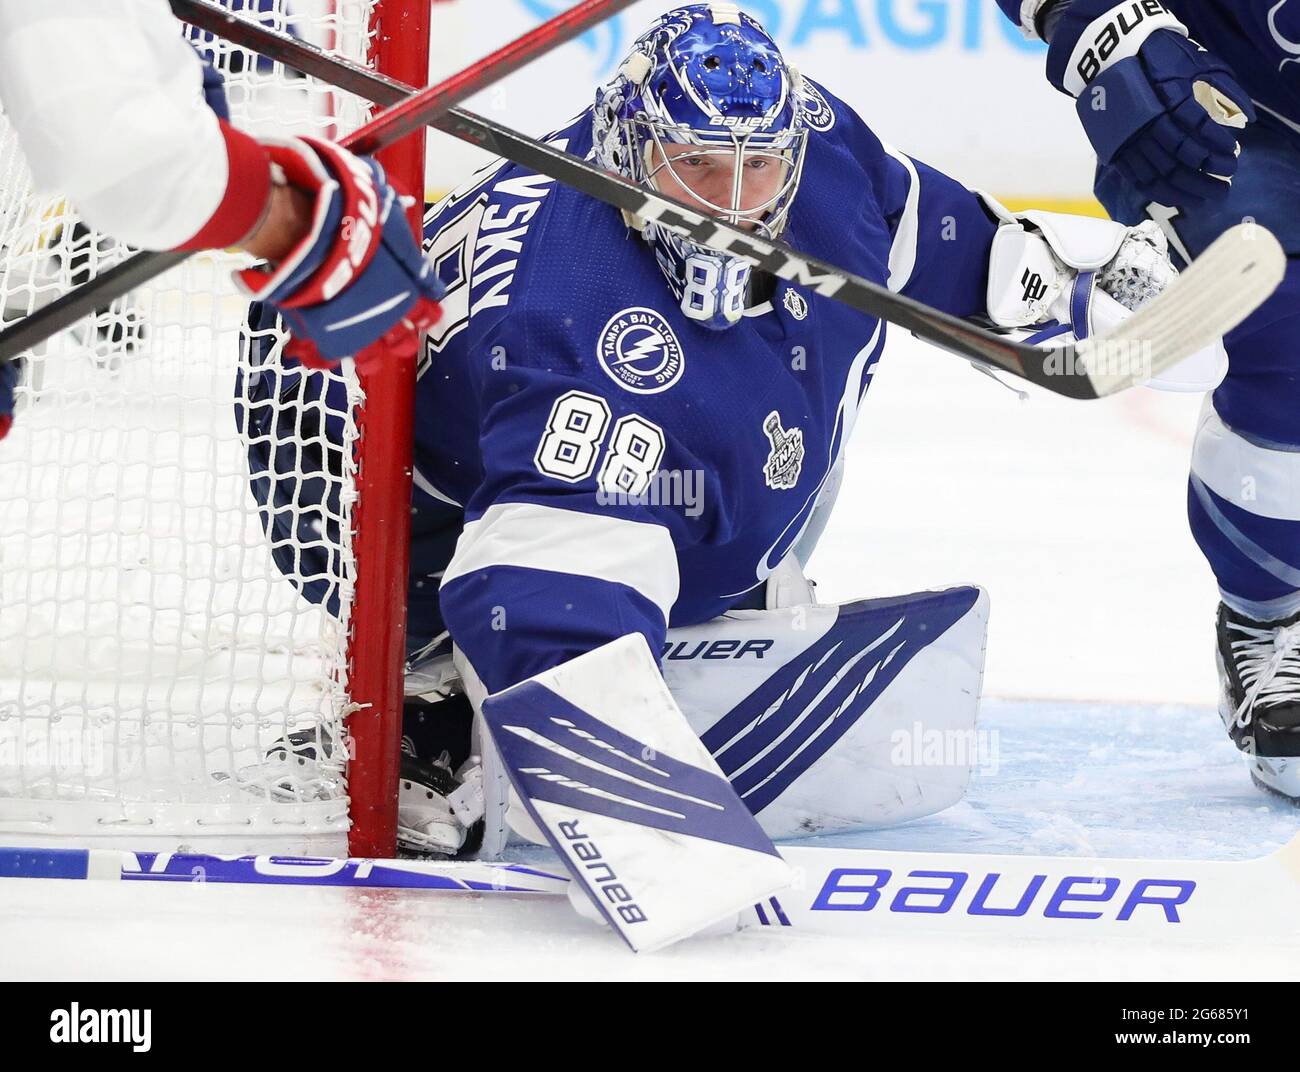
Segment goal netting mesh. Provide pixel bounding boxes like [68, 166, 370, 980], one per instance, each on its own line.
[0, 1, 390, 853]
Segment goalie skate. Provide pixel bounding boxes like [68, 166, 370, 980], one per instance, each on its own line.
[397, 753, 479, 858]
[243, 716, 483, 857]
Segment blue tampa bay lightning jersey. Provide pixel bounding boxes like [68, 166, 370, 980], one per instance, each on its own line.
[997, 0, 1300, 129]
[403, 82, 999, 695]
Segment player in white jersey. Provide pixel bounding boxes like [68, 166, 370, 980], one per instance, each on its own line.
[0, 0, 442, 438]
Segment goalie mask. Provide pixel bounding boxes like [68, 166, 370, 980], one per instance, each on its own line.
[593, 3, 807, 331]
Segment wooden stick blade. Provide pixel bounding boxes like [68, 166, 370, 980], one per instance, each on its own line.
[1077, 223, 1285, 398]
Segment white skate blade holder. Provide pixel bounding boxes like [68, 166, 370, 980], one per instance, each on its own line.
[479, 633, 794, 953]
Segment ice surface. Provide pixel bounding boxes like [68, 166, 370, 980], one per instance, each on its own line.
[804, 699, 1298, 861]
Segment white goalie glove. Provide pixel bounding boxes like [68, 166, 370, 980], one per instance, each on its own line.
[984, 204, 1228, 391]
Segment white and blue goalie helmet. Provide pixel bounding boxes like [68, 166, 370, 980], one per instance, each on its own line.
[593, 3, 808, 330]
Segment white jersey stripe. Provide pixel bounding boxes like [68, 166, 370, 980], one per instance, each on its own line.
[1192, 402, 1300, 523]
[442, 502, 681, 620]
[880, 143, 920, 294]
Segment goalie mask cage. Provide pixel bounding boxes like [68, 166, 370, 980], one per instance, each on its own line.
[0, 0, 431, 858]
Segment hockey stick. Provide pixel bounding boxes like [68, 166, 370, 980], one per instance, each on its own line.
[758, 833, 1300, 941]
[4, 834, 1296, 944]
[0, 0, 640, 366]
[0, 4, 1284, 398]
[136, 11, 1295, 399]
[0, 844, 569, 894]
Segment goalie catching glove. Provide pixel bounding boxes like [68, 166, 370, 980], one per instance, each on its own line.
[237, 136, 443, 369]
[983, 205, 1226, 389]
[987, 212, 1174, 334]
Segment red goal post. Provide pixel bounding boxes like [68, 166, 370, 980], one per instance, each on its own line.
[347, 0, 432, 860]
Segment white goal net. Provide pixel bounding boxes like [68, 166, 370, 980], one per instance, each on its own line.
[0, 0, 413, 854]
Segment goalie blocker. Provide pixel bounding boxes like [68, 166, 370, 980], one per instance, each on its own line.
[479, 633, 792, 953]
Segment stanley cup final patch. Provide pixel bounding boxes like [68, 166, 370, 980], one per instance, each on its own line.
[762, 411, 804, 490]
[597, 307, 685, 394]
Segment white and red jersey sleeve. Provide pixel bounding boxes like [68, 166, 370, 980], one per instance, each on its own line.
[0, 0, 271, 251]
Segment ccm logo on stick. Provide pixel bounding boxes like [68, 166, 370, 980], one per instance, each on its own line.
[811, 868, 1196, 922]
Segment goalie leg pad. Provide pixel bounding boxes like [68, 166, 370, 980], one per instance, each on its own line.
[661, 585, 991, 838]
[479, 633, 793, 953]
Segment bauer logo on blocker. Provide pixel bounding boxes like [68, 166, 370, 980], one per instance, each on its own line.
[598, 307, 685, 394]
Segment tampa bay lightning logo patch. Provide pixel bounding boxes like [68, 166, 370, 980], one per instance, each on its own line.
[762, 411, 805, 490]
[798, 80, 836, 132]
[597, 307, 685, 394]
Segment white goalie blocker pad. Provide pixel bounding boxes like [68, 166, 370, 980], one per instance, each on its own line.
[660, 574, 990, 839]
[981, 198, 1228, 392]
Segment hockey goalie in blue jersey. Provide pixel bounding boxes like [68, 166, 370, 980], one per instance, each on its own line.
[238, 4, 1194, 933]
[996, 0, 1300, 802]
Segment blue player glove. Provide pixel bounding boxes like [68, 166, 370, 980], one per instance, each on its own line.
[237, 136, 443, 370]
[1046, 0, 1255, 208]
[0, 359, 15, 440]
